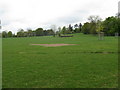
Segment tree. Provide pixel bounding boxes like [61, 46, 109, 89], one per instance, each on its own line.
[74, 24, 79, 33]
[35, 28, 44, 36]
[48, 29, 54, 35]
[102, 16, 120, 36]
[88, 15, 102, 34]
[68, 24, 73, 33]
[96, 21, 104, 33]
[74, 24, 78, 28]
[79, 23, 82, 32]
[7, 31, 13, 37]
[61, 26, 67, 34]
[17, 29, 25, 37]
[2, 31, 7, 38]
[32, 31, 36, 36]
[81, 22, 91, 34]
[88, 15, 102, 23]
[96, 21, 104, 40]
[43, 30, 48, 36]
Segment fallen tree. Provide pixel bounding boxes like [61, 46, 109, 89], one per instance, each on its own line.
[58, 34, 73, 37]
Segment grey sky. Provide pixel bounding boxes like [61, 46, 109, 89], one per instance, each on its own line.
[0, 0, 119, 33]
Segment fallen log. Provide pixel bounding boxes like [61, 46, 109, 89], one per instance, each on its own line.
[59, 35, 73, 37]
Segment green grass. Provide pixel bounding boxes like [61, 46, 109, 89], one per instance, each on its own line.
[2, 33, 118, 88]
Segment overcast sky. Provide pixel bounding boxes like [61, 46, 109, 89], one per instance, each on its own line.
[0, 0, 119, 33]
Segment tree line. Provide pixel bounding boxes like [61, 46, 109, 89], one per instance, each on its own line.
[2, 28, 55, 38]
[1, 15, 120, 38]
[1, 23, 82, 38]
[82, 15, 120, 36]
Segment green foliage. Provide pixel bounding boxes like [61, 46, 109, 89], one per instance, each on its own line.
[17, 29, 25, 37]
[74, 23, 81, 33]
[79, 23, 82, 32]
[82, 15, 120, 36]
[89, 23, 97, 34]
[27, 29, 33, 37]
[61, 26, 67, 34]
[35, 28, 44, 36]
[88, 15, 102, 23]
[96, 22, 104, 33]
[82, 15, 102, 35]
[46, 29, 54, 36]
[103, 16, 120, 36]
[7, 31, 13, 37]
[68, 24, 73, 32]
[2, 31, 7, 38]
[74, 28, 80, 33]
[81, 22, 91, 34]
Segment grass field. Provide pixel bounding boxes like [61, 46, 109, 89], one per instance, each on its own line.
[2, 33, 118, 88]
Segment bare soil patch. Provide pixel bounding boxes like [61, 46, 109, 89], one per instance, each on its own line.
[31, 44, 77, 47]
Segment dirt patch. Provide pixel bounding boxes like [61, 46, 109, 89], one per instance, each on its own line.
[31, 44, 77, 47]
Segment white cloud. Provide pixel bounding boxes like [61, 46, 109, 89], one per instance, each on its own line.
[0, 0, 119, 33]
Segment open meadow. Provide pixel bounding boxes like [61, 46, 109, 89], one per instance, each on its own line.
[2, 33, 118, 88]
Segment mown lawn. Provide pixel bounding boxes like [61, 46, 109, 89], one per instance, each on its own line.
[2, 33, 118, 88]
